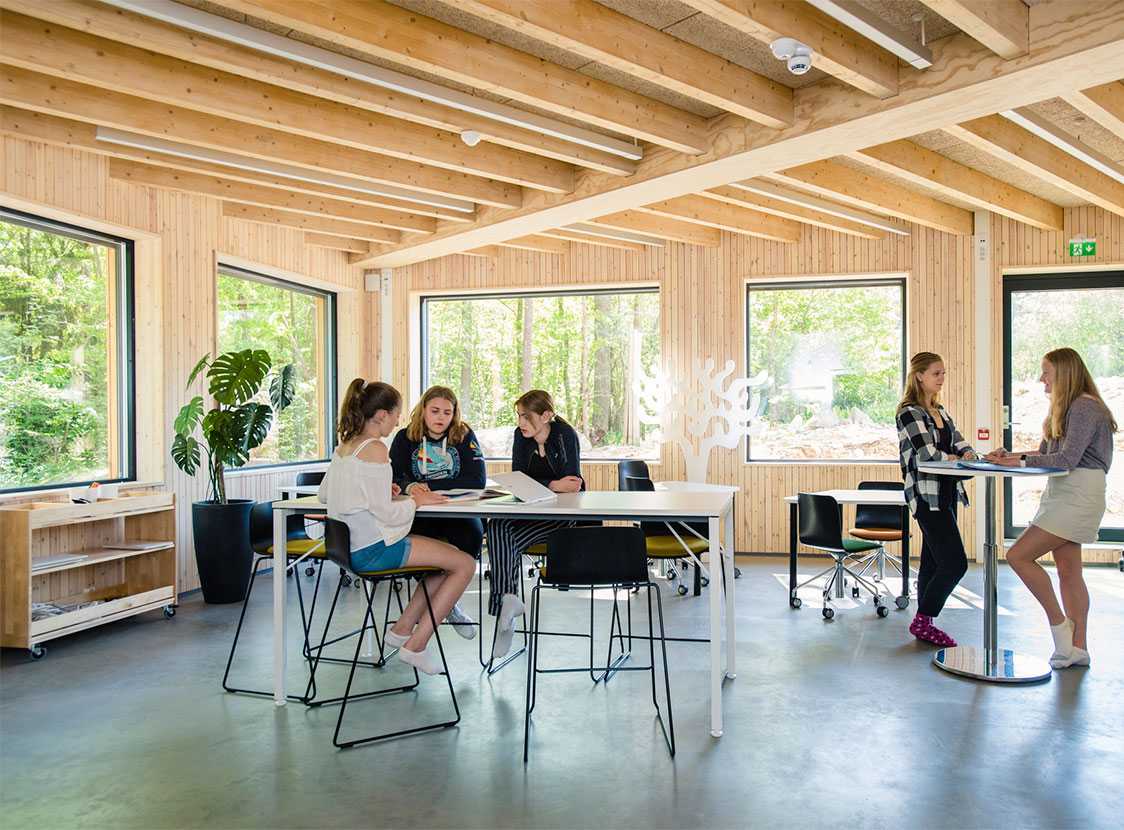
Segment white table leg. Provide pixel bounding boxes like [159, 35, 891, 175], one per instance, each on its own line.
[708, 516, 723, 737]
[273, 508, 288, 707]
[723, 505, 736, 680]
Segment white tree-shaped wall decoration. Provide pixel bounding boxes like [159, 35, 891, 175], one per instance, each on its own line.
[636, 358, 768, 483]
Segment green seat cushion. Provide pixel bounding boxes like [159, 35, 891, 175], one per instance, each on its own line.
[842, 537, 882, 554]
[645, 535, 710, 558]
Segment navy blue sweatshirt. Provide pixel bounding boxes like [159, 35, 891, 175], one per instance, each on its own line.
[510, 418, 585, 491]
[390, 428, 487, 492]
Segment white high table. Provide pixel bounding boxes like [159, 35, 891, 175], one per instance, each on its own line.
[270, 490, 739, 737]
[918, 461, 1066, 684]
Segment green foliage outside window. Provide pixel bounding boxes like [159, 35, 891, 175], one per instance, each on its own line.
[0, 218, 117, 489]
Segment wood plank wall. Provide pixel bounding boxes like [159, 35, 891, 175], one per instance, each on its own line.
[1, 136, 375, 593]
[390, 224, 981, 557]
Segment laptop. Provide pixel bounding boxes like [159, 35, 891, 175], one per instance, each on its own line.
[491, 471, 558, 504]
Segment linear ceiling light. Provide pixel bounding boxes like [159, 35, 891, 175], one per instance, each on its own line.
[1000, 108, 1124, 185]
[805, 0, 933, 69]
[102, 0, 643, 161]
[732, 179, 911, 236]
[565, 223, 666, 247]
[94, 127, 476, 213]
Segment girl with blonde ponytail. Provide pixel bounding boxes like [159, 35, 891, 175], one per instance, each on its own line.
[987, 348, 1116, 669]
[319, 378, 475, 676]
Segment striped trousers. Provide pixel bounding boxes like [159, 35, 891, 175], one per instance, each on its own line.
[484, 519, 576, 616]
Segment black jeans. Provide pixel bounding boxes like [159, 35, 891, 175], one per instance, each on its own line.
[913, 504, 969, 618]
[408, 516, 484, 560]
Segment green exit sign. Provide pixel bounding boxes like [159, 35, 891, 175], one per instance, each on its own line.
[1069, 239, 1097, 256]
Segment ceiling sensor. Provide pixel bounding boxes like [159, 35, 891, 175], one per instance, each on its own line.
[770, 37, 813, 75]
[460, 129, 482, 147]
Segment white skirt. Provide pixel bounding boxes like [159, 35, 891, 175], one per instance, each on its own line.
[1030, 467, 1107, 544]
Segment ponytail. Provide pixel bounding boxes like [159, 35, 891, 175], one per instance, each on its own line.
[338, 378, 402, 443]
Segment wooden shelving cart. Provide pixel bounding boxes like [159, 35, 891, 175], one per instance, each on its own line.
[1, 492, 177, 659]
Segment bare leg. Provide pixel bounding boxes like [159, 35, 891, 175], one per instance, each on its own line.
[1052, 541, 1089, 649]
[392, 535, 474, 651]
[1006, 525, 1067, 627]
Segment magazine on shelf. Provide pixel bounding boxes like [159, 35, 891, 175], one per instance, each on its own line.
[102, 540, 172, 551]
[31, 553, 89, 572]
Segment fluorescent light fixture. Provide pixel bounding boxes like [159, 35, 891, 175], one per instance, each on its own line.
[805, 0, 932, 69]
[565, 223, 666, 247]
[732, 179, 910, 236]
[101, 0, 643, 161]
[1000, 108, 1124, 185]
[94, 127, 475, 213]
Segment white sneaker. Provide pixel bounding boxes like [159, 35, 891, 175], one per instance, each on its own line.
[397, 646, 443, 676]
[1050, 647, 1091, 669]
[491, 593, 525, 659]
[445, 603, 478, 640]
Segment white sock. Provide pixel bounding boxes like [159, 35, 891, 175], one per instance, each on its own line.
[384, 627, 410, 649]
[397, 645, 443, 676]
[1049, 618, 1074, 660]
[1050, 647, 1090, 669]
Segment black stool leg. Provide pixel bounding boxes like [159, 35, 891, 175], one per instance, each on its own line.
[523, 583, 542, 762]
[221, 556, 265, 693]
[648, 581, 675, 757]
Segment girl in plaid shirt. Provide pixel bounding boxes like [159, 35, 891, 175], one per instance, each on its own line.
[896, 352, 978, 646]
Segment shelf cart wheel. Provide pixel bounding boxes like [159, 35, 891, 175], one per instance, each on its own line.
[163, 605, 176, 618]
[29, 645, 46, 659]
[895, 595, 910, 610]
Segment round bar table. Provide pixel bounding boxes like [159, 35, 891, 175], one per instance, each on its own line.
[918, 461, 1066, 684]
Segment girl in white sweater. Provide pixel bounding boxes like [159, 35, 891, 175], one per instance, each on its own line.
[320, 379, 475, 675]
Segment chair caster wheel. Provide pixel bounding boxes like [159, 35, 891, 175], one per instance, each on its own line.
[873, 573, 882, 582]
[484, 569, 491, 580]
[677, 585, 688, 596]
[734, 567, 742, 578]
[895, 595, 910, 610]
[790, 597, 802, 609]
[822, 607, 834, 620]
[851, 587, 860, 599]
[666, 569, 678, 581]
[876, 605, 889, 618]
[305, 565, 316, 577]
[29, 645, 46, 659]
[701, 576, 710, 587]
[528, 568, 537, 578]
[163, 605, 176, 618]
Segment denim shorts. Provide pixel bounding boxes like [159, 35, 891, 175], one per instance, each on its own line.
[350, 536, 412, 574]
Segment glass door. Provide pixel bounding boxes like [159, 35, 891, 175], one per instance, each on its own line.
[1003, 273, 1124, 542]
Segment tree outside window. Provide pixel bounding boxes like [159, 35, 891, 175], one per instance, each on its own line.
[422, 290, 661, 459]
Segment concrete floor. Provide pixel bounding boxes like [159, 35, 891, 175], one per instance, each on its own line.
[2, 557, 1122, 830]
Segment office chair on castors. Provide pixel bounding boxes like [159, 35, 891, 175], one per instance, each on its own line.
[848, 481, 912, 609]
[621, 475, 710, 597]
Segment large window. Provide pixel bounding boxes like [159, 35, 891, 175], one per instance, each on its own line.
[1004, 273, 1124, 541]
[216, 266, 336, 467]
[0, 209, 134, 492]
[746, 279, 905, 462]
[421, 289, 661, 459]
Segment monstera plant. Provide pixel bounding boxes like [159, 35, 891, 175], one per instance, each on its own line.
[171, 349, 295, 603]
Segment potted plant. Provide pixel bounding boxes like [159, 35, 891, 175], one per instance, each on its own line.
[171, 349, 294, 603]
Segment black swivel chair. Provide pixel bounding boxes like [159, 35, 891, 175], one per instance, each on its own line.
[621, 473, 710, 597]
[795, 493, 890, 620]
[524, 526, 674, 761]
[314, 518, 459, 749]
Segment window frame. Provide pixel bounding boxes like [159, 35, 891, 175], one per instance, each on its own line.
[0, 207, 137, 494]
[743, 276, 907, 464]
[215, 264, 338, 472]
[1002, 270, 1124, 542]
[418, 285, 661, 462]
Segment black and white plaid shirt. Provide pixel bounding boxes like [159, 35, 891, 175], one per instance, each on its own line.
[896, 404, 974, 515]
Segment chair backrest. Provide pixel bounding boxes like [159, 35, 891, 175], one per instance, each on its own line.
[622, 475, 708, 540]
[295, 470, 325, 487]
[623, 475, 654, 493]
[797, 493, 844, 552]
[249, 501, 274, 550]
[323, 518, 353, 572]
[855, 480, 904, 529]
[617, 459, 651, 491]
[544, 526, 648, 586]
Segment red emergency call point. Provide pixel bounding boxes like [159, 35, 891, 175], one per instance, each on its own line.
[977, 428, 990, 441]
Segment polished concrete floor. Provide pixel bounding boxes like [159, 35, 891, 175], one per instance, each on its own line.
[2, 557, 1123, 830]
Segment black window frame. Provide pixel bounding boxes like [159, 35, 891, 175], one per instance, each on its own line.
[0, 207, 137, 494]
[216, 264, 338, 471]
[1002, 271, 1124, 542]
[744, 277, 907, 464]
[419, 285, 661, 461]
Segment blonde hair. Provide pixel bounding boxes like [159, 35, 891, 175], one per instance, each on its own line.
[405, 386, 470, 444]
[1042, 348, 1117, 440]
[337, 379, 401, 443]
[897, 352, 943, 413]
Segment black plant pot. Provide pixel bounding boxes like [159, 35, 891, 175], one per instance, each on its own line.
[192, 499, 255, 604]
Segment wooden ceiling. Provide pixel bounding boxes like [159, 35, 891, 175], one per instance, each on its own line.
[3, 0, 1123, 266]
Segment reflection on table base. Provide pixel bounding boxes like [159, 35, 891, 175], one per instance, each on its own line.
[933, 645, 1052, 684]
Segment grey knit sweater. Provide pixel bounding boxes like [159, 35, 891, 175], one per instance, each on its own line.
[1026, 396, 1115, 472]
